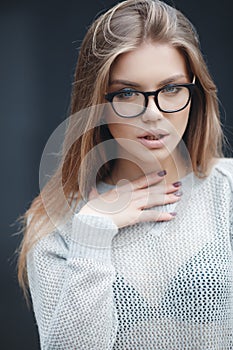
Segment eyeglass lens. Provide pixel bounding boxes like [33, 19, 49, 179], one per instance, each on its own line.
[112, 86, 190, 117]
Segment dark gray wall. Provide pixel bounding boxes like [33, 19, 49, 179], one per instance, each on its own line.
[1, 1, 232, 349]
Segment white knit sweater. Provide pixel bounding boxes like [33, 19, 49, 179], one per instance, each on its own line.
[27, 158, 233, 349]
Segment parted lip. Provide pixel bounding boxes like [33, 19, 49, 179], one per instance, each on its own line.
[138, 129, 169, 138]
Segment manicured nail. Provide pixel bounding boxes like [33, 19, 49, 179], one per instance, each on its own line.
[157, 170, 167, 177]
[174, 190, 183, 197]
[170, 212, 177, 216]
[173, 181, 182, 187]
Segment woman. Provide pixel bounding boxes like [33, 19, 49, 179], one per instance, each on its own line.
[18, 0, 233, 348]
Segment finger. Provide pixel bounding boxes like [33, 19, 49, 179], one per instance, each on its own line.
[136, 191, 182, 209]
[116, 170, 167, 192]
[137, 210, 177, 223]
[166, 181, 182, 194]
[137, 182, 182, 198]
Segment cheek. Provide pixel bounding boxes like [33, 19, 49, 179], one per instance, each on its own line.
[107, 122, 137, 141]
[106, 107, 137, 139]
[105, 104, 121, 136]
[107, 123, 124, 139]
[170, 108, 190, 137]
[107, 123, 136, 153]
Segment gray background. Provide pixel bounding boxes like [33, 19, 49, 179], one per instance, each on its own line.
[1, 0, 233, 349]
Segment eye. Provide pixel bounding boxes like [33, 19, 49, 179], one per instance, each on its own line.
[115, 89, 139, 100]
[161, 84, 181, 94]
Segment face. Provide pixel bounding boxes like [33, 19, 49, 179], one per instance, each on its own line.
[105, 42, 192, 172]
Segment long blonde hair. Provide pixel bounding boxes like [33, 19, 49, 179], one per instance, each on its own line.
[17, 0, 223, 293]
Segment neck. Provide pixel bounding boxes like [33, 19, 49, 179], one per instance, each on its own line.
[105, 149, 191, 186]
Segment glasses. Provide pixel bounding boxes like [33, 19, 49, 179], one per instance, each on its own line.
[105, 83, 195, 118]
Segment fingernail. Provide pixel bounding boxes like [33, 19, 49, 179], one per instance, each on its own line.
[174, 190, 183, 197]
[157, 170, 167, 177]
[170, 212, 177, 216]
[173, 181, 182, 187]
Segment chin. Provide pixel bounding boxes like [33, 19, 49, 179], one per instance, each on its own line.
[131, 148, 171, 167]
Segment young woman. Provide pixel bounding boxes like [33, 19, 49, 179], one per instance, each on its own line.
[18, 0, 233, 348]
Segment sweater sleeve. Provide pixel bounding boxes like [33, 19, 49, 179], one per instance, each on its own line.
[27, 213, 119, 350]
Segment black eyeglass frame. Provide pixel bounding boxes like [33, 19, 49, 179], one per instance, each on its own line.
[104, 83, 196, 118]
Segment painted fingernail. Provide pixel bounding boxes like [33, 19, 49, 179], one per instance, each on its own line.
[173, 181, 182, 187]
[170, 212, 177, 216]
[157, 170, 167, 177]
[174, 190, 183, 197]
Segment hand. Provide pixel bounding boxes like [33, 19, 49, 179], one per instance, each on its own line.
[78, 171, 182, 228]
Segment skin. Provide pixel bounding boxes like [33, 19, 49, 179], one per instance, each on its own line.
[79, 42, 193, 228]
[106, 41, 191, 184]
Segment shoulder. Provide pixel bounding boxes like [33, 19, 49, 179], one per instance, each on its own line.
[210, 157, 233, 192]
[213, 157, 233, 172]
[27, 197, 87, 262]
[27, 218, 73, 265]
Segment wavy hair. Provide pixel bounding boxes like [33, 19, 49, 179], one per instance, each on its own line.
[17, 0, 223, 294]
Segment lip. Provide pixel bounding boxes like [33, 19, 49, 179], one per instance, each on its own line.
[137, 129, 169, 149]
[138, 129, 169, 138]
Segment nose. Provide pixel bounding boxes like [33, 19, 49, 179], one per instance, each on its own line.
[141, 96, 163, 123]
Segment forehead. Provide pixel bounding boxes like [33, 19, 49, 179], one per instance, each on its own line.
[110, 42, 188, 86]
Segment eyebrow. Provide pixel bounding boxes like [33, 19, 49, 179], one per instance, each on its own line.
[109, 74, 189, 88]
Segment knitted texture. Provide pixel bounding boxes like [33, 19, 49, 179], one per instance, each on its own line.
[27, 158, 233, 349]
